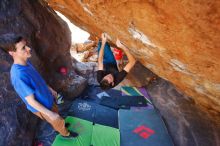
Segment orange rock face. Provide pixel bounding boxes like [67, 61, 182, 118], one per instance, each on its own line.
[47, 0, 220, 113]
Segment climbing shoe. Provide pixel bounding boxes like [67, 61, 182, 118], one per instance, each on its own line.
[62, 131, 79, 139]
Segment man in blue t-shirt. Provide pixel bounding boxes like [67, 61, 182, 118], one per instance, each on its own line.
[0, 33, 77, 139]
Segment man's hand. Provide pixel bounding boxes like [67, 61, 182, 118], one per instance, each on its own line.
[101, 33, 107, 45]
[25, 94, 61, 120]
[48, 86, 58, 97]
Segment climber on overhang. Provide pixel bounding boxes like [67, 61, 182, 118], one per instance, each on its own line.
[97, 33, 136, 90]
[0, 33, 78, 139]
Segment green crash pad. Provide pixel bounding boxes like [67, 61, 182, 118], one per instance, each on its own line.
[52, 116, 93, 146]
[121, 86, 141, 96]
[121, 86, 152, 104]
[91, 124, 120, 146]
[52, 116, 120, 146]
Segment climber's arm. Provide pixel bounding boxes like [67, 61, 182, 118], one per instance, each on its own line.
[116, 39, 136, 73]
[98, 33, 107, 70]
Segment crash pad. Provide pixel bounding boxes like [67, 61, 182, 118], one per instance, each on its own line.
[121, 86, 141, 96]
[121, 86, 152, 104]
[119, 109, 173, 146]
[91, 124, 120, 146]
[78, 85, 121, 104]
[68, 99, 118, 128]
[52, 117, 93, 146]
[52, 117, 120, 146]
[68, 99, 95, 122]
[100, 95, 148, 109]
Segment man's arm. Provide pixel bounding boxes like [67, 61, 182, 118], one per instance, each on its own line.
[98, 33, 107, 70]
[116, 39, 136, 72]
[25, 94, 59, 120]
[48, 85, 57, 97]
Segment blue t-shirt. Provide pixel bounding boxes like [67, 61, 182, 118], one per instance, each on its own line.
[10, 61, 54, 113]
[97, 41, 117, 65]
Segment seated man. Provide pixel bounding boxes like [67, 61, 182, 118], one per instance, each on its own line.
[70, 40, 98, 62]
[75, 40, 96, 53]
[0, 34, 78, 139]
[97, 33, 136, 90]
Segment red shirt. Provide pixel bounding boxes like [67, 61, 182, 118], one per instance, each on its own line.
[114, 48, 123, 60]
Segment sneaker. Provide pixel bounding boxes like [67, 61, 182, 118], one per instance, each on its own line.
[56, 93, 64, 104]
[62, 131, 79, 139]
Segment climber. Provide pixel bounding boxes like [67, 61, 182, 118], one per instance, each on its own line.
[97, 33, 136, 90]
[0, 33, 78, 139]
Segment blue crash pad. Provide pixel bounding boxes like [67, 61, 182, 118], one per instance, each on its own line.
[78, 85, 121, 104]
[119, 108, 173, 146]
[68, 99, 118, 128]
[100, 95, 148, 109]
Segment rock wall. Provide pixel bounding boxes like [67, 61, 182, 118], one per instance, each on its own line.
[0, 0, 87, 98]
[148, 78, 220, 146]
[47, 0, 220, 116]
[0, 0, 86, 145]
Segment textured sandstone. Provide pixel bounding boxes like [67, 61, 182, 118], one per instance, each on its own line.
[47, 0, 220, 114]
